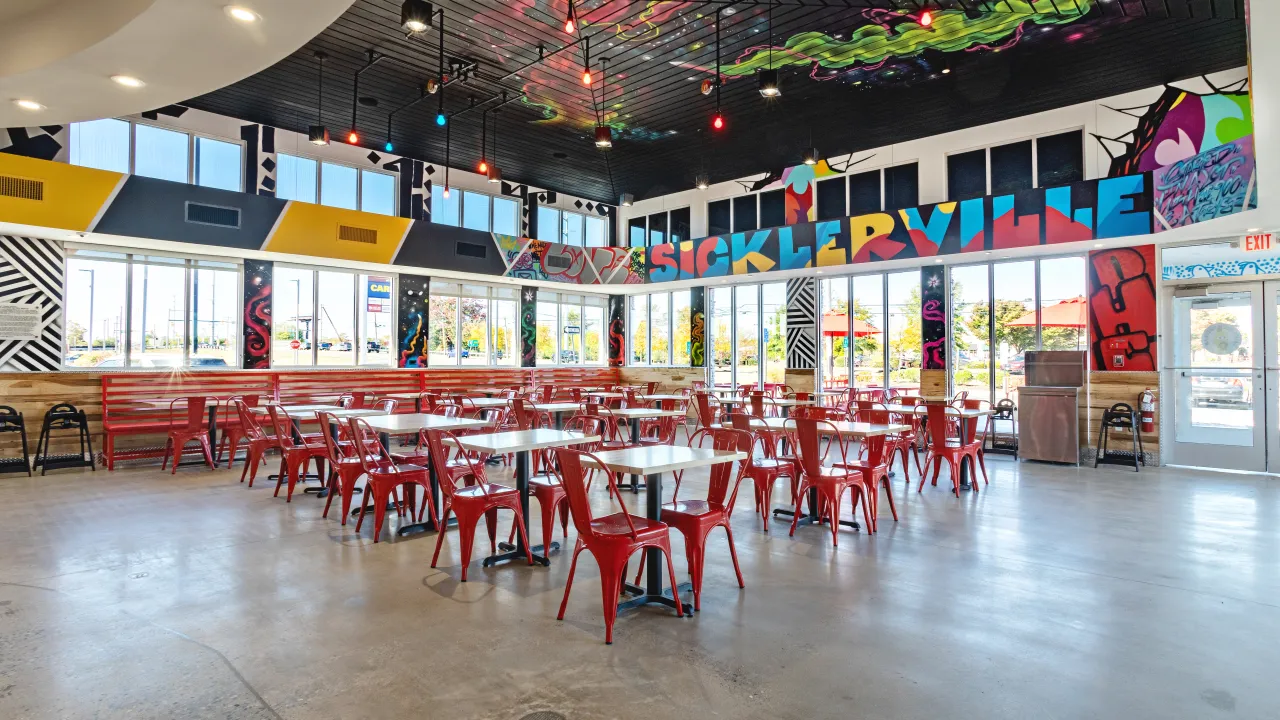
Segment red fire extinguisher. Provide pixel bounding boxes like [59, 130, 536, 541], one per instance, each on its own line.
[1140, 389, 1156, 434]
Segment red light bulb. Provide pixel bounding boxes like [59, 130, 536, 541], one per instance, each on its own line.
[581, 69, 592, 85]
[712, 112, 724, 131]
[919, 10, 932, 26]
[347, 131, 359, 144]
[564, 17, 575, 33]
[478, 160, 488, 173]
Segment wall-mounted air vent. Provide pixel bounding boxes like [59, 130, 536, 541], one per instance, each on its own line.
[456, 241, 487, 259]
[338, 224, 378, 244]
[185, 202, 241, 229]
[0, 176, 44, 201]
[544, 254, 571, 270]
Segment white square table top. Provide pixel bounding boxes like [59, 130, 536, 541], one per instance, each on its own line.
[705, 387, 739, 395]
[360, 413, 491, 434]
[718, 397, 816, 407]
[377, 392, 427, 399]
[323, 408, 390, 420]
[638, 394, 689, 402]
[444, 429, 599, 454]
[608, 407, 690, 420]
[531, 402, 582, 414]
[883, 404, 994, 418]
[457, 397, 510, 409]
[584, 446, 747, 476]
[736, 418, 910, 437]
[587, 391, 628, 399]
[251, 404, 342, 416]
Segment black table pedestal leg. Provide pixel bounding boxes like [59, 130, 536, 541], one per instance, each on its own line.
[620, 472, 693, 616]
[488, 450, 555, 566]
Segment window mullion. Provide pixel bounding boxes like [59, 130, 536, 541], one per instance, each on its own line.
[182, 263, 192, 366]
[312, 271, 320, 365]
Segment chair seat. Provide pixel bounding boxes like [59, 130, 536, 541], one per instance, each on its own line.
[834, 459, 887, 472]
[368, 462, 429, 477]
[588, 512, 668, 538]
[454, 482, 520, 500]
[751, 458, 790, 471]
[391, 450, 431, 464]
[529, 476, 562, 490]
[661, 499, 728, 519]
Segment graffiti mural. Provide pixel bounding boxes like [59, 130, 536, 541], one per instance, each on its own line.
[1087, 245, 1157, 372]
[921, 265, 946, 371]
[397, 275, 430, 368]
[785, 278, 817, 370]
[1152, 135, 1257, 231]
[608, 294, 626, 368]
[689, 287, 706, 368]
[494, 234, 644, 285]
[647, 173, 1153, 282]
[242, 259, 272, 370]
[520, 286, 537, 367]
[1098, 78, 1252, 178]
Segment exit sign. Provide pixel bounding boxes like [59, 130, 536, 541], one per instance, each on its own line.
[1243, 233, 1275, 252]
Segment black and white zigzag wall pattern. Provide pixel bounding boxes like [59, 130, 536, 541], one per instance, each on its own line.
[501, 183, 534, 237]
[785, 277, 817, 370]
[389, 158, 432, 221]
[239, 124, 277, 197]
[1, 126, 68, 162]
[0, 236, 64, 372]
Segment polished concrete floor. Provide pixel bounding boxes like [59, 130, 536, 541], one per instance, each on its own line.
[0, 452, 1277, 719]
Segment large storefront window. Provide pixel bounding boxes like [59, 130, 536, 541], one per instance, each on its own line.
[887, 270, 921, 390]
[950, 264, 992, 403]
[626, 290, 692, 366]
[65, 250, 237, 368]
[273, 267, 393, 367]
[703, 282, 785, 386]
[428, 283, 522, 367]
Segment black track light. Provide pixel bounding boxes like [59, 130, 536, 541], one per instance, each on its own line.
[619, 193, 634, 207]
[758, 69, 780, 98]
[695, 174, 710, 190]
[401, 0, 433, 33]
[309, 126, 329, 145]
[802, 147, 820, 165]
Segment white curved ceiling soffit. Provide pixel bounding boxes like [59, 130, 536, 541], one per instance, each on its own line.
[0, 0, 354, 126]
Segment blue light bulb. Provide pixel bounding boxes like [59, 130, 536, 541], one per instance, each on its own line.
[436, 113, 446, 126]
[385, 141, 394, 152]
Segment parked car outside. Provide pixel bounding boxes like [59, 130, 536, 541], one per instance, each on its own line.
[1192, 377, 1249, 407]
[337, 342, 353, 351]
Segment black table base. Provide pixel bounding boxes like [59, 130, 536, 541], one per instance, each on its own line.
[480, 450, 552, 566]
[619, 472, 693, 616]
[772, 487, 861, 530]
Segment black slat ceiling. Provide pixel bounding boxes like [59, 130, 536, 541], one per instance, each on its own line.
[186, 0, 1248, 204]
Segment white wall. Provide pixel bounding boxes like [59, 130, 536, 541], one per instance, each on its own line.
[621, 67, 1251, 240]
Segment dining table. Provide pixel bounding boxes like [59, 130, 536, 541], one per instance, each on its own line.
[583, 445, 746, 616]
[530, 402, 581, 429]
[742, 418, 910, 530]
[606, 407, 690, 491]
[357, 413, 493, 535]
[444, 429, 599, 566]
[716, 396, 816, 418]
[250, 404, 343, 489]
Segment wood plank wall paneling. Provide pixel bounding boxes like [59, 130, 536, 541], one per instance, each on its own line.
[784, 369, 816, 395]
[1080, 371, 1160, 465]
[618, 367, 708, 393]
[0, 372, 101, 457]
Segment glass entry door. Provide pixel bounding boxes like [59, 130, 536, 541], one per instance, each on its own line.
[1168, 283, 1266, 471]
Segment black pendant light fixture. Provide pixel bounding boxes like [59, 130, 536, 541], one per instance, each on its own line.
[478, 108, 489, 174]
[487, 105, 502, 184]
[758, 2, 780, 98]
[308, 50, 329, 145]
[435, 9, 447, 126]
[594, 56, 613, 149]
[401, 0, 433, 33]
[711, 8, 725, 131]
[802, 147, 820, 165]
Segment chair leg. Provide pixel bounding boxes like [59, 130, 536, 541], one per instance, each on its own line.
[788, 483, 809, 537]
[724, 524, 745, 589]
[483, 508, 499, 555]
[880, 476, 899, 522]
[660, 542, 685, 618]
[599, 555, 624, 644]
[371, 483, 392, 543]
[456, 508, 480, 581]
[431, 505, 453, 569]
[199, 437, 214, 471]
[558, 541, 584, 621]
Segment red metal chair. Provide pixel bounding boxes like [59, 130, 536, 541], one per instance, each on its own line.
[636, 400, 681, 447]
[551, 447, 684, 644]
[833, 409, 897, 532]
[784, 417, 870, 545]
[506, 398, 568, 554]
[724, 413, 798, 531]
[317, 411, 380, 524]
[691, 391, 723, 430]
[161, 397, 214, 474]
[963, 399, 992, 487]
[233, 399, 278, 486]
[266, 405, 328, 502]
[424, 428, 532, 578]
[373, 398, 399, 413]
[635, 426, 751, 611]
[215, 394, 260, 467]
[918, 402, 982, 496]
[349, 417, 438, 542]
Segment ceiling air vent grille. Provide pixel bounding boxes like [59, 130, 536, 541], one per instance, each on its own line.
[0, 176, 44, 201]
[456, 241, 487, 259]
[185, 202, 241, 229]
[338, 225, 378, 244]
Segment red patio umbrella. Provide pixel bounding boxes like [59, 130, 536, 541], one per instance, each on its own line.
[1007, 296, 1088, 328]
[821, 310, 880, 336]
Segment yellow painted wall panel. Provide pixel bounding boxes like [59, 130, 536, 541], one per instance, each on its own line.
[0, 154, 123, 232]
[264, 202, 410, 264]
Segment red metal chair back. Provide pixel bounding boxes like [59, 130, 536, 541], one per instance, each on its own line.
[433, 402, 461, 418]
[784, 417, 847, 477]
[234, 399, 267, 442]
[374, 398, 399, 413]
[748, 391, 767, 419]
[553, 447, 639, 540]
[423, 429, 491, 498]
[924, 402, 953, 447]
[315, 411, 348, 464]
[692, 392, 720, 428]
[699, 427, 752, 508]
[418, 392, 440, 412]
[170, 397, 207, 432]
[563, 415, 607, 452]
[961, 399, 986, 442]
[510, 398, 537, 430]
[265, 405, 300, 450]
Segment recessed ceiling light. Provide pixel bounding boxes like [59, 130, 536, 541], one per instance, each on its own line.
[225, 5, 259, 23]
[13, 99, 44, 111]
[1248, 227, 1261, 232]
[111, 75, 145, 88]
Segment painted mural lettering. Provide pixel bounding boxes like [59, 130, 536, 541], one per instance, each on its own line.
[1087, 245, 1157, 372]
[1153, 136, 1256, 231]
[646, 173, 1154, 282]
